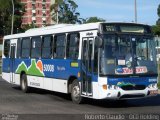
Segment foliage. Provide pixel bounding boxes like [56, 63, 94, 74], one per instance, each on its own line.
[158, 82, 160, 89]
[158, 4, 160, 18]
[157, 4, 160, 25]
[0, 0, 24, 35]
[50, 0, 63, 13]
[152, 25, 160, 36]
[83, 17, 106, 23]
[152, 4, 160, 36]
[22, 23, 38, 31]
[50, 0, 82, 24]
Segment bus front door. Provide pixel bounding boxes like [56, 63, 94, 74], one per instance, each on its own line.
[10, 40, 17, 83]
[81, 38, 93, 96]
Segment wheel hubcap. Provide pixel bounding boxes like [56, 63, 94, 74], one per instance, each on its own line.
[22, 79, 25, 90]
[72, 85, 80, 100]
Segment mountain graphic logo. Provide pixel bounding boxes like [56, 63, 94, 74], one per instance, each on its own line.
[16, 59, 44, 77]
[36, 60, 43, 72]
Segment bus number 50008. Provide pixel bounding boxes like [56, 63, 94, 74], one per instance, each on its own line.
[43, 64, 54, 72]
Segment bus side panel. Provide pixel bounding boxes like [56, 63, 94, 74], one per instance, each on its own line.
[2, 58, 10, 73]
[43, 59, 80, 93]
[12, 58, 101, 96]
[2, 58, 11, 83]
[13, 58, 80, 93]
[14, 74, 20, 85]
[41, 59, 80, 79]
[2, 73, 11, 83]
[14, 59, 80, 79]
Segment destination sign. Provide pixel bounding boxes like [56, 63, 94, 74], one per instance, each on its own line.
[120, 26, 145, 33]
[104, 25, 116, 32]
[102, 23, 151, 34]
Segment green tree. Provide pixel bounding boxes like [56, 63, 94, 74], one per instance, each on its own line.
[152, 25, 160, 36]
[152, 4, 160, 36]
[84, 17, 106, 23]
[50, 0, 63, 24]
[22, 23, 38, 32]
[157, 4, 160, 25]
[0, 0, 10, 35]
[50, 0, 82, 24]
[0, 0, 24, 35]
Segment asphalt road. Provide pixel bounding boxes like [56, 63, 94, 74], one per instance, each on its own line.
[0, 77, 160, 120]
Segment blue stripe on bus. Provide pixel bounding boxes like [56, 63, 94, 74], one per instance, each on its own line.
[2, 58, 81, 80]
[108, 77, 157, 86]
[2, 58, 10, 73]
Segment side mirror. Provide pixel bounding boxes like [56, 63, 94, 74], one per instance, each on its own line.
[95, 36, 103, 48]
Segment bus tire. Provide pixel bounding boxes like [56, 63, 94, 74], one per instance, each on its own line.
[71, 80, 83, 104]
[21, 74, 30, 93]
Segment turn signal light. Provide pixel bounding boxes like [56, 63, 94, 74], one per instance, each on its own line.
[78, 72, 80, 78]
[102, 84, 107, 90]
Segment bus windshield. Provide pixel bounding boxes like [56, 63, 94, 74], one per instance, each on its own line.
[99, 34, 157, 76]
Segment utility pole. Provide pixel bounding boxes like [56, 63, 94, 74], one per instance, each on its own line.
[134, 0, 137, 23]
[11, 0, 14, 34]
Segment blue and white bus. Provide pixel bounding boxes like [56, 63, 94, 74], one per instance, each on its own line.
[2, 22, 158, 104]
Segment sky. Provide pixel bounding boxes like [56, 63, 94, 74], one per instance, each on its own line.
[75, 0, 160, 25]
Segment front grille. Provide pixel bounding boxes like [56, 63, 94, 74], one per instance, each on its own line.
[121, 85, 146, 91]
[120, 94, 145, 99]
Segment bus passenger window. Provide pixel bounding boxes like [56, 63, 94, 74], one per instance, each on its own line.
[17, 39, 21, 58]
[31, 37, 42, 59]
[22, 38, 31, 58]
[54, 34, 66, 59]
[67, 33, 79, 59]
[4, 40, 10, 57]
[42, 36, 53, 59]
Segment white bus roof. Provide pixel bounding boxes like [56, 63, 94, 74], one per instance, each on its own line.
[4, 22, 101, 39]
[4, 22, 149, 40]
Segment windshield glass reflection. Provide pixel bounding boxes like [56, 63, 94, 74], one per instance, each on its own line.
[99, 34, 157, 76]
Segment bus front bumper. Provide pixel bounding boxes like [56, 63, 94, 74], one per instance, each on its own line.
[100, 87, 158, 100]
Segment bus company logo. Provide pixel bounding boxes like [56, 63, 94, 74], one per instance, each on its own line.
[86, 32, 93, 36]
[115, 67, 123, 73]
[116, 67, 133, 74]
[117, 82, 135, 87]
[15, 59, 44, 77]
[37, 60, 43, 72]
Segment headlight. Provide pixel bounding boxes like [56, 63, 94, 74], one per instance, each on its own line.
[148, 83, 157, 89]
[108, 85, 113, 89]
[148, 84, 152, 88]
[152, 83, 157, 88]
[108, 85, 119, 90]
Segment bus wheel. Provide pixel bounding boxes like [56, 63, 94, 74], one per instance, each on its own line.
[21, 74, 30, 93]
[71, 80, 83, 104]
